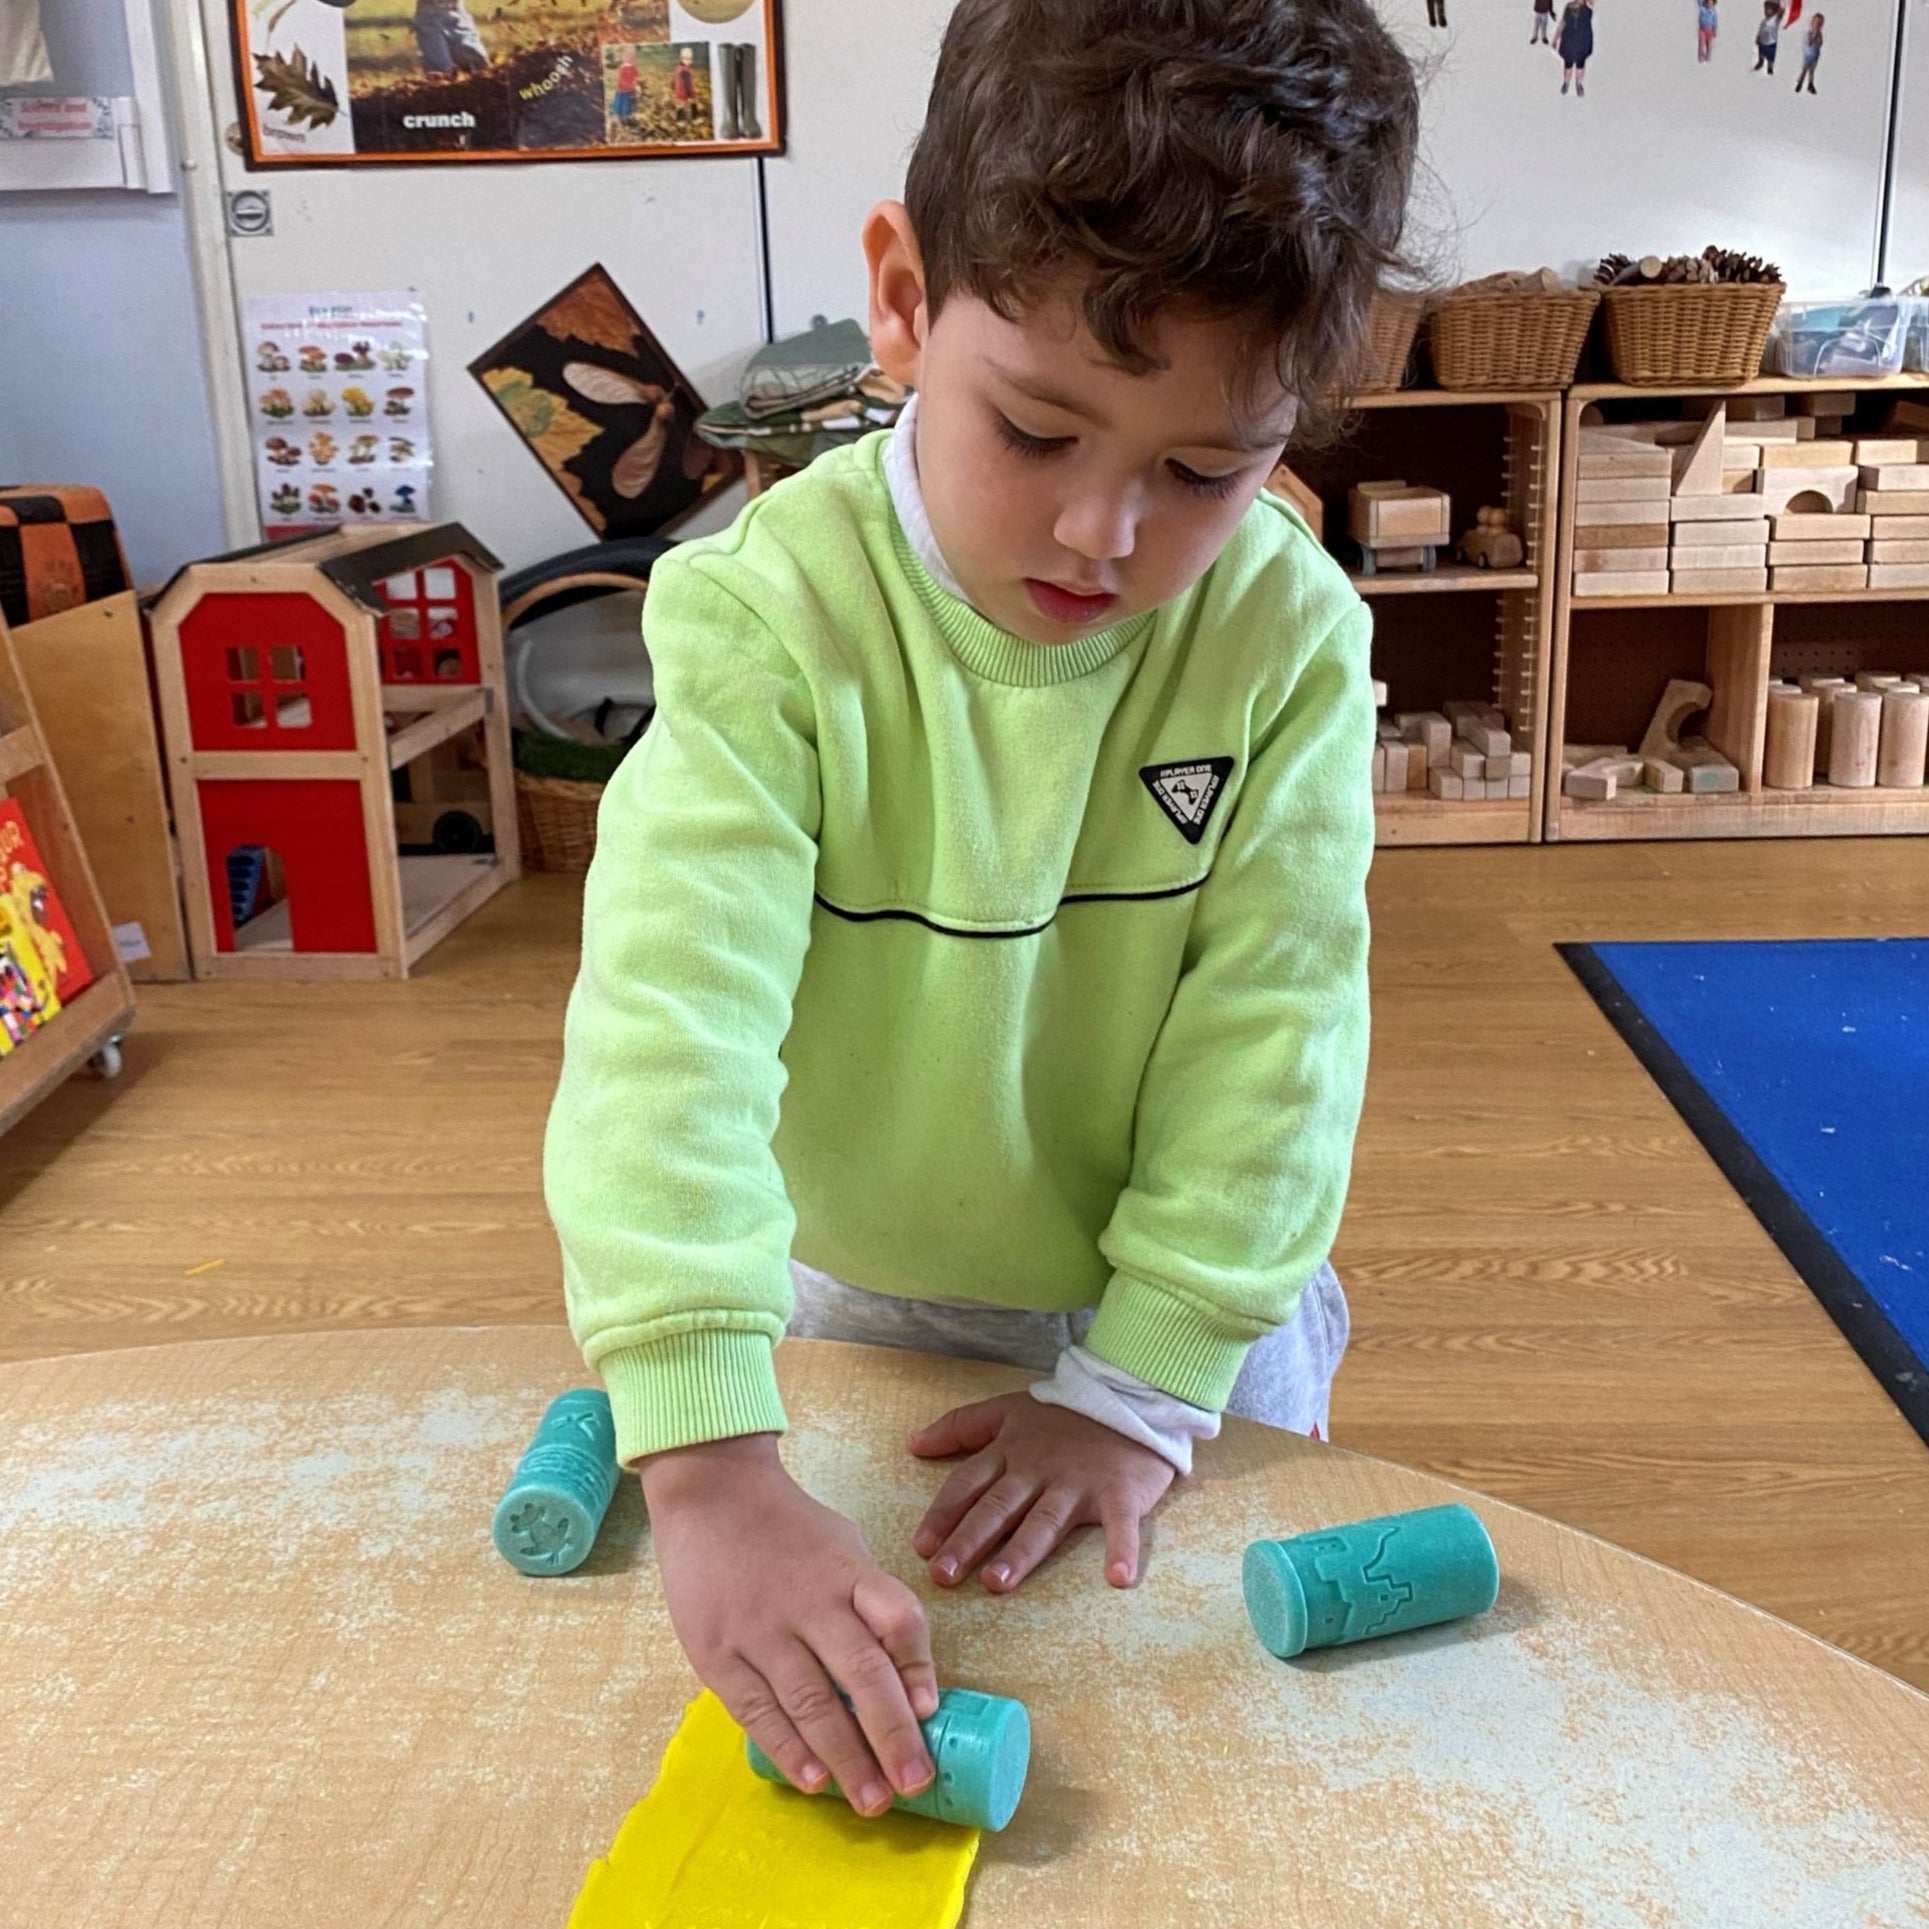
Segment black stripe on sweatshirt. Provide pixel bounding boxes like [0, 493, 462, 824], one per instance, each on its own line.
[813, 875, 1208, 940]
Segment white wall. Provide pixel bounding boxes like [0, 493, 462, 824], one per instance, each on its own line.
[0, 0, 226, 586]
[761, 0, 1902, 334]
[192, 0, 765, 579]
[1880, 0, 1929, 285]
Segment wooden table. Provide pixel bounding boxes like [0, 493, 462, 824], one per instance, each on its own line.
[5, 1328, 1927, 1926]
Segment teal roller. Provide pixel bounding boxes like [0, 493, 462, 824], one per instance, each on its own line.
[492, 1388, 618, 1576]
[1243, 1502, 1499, 1658]
[746, 1686, 1031, 1832]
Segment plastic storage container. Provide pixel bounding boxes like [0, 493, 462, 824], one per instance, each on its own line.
[1905, 299, 1929, 374]
[1765, 296, 1925, 379]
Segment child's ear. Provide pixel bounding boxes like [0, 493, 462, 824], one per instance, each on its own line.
[863, 201, 927, 389]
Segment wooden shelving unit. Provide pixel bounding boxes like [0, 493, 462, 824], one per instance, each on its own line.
[1547, 375, 1929, 843]
[0, 615, 138, 1137]
[1303, 388, 1562, 846]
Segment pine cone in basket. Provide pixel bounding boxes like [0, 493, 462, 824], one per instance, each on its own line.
[1700, 245, 1783, 285]
[1594, 247, 1784, 288]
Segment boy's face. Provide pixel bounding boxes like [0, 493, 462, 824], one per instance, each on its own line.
[867, 205, 1298, 644]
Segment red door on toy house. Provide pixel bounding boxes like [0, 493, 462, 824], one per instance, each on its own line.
[177, 591, 378, 953]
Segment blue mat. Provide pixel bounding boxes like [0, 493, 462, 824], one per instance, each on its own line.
[1563, 939, 1929, 1445]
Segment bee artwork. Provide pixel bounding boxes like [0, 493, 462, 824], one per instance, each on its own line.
[468, 263, 740, 539]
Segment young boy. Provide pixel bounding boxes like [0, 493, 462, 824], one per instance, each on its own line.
[547, 0, 1415, 1821]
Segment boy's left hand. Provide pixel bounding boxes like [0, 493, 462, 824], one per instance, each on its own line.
[908, 1394, 1174, 1594]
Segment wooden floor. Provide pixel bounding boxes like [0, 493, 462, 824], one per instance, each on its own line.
[4, 842, 1926, 1689]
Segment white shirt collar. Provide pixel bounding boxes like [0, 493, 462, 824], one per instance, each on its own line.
[882, 393, 976, 608]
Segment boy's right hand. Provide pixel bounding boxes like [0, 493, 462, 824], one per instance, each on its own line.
[638, 1432, 940, 1817]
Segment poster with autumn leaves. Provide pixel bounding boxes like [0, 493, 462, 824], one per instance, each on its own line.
[469, 265, 742, 538]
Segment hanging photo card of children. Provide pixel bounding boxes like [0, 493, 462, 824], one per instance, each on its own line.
[469, 265, 741, 539]
[244, 292, 433, 539]
[228, 0, 781, 165]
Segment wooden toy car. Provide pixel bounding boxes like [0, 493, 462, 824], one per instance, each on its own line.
[1347, 481, 1450, 575]
[1455, 506, 1525, 570]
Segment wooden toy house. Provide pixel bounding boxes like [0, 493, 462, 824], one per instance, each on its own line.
[149, 524, 520, 979]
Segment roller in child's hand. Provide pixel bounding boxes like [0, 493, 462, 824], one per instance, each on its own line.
[492, 1388, 619, 1576]
[1243, 1502, 1499, 1658]
[746, 1687, 1032, 1831]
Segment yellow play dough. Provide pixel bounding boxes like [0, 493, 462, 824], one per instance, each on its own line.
[569, 1691, 981, 1929]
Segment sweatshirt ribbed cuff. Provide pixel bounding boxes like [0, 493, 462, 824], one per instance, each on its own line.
[597, 1327, 789, 1465]
[1082, 1270, 1257, 1412]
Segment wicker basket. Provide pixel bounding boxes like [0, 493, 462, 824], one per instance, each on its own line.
[1355, 293, 1427, 392]
[1428, 287, 1600, 390]
[1599, 281, 1785, 385]
[515, 769, 604, 874]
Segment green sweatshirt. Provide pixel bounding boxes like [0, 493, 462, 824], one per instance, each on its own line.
[546, 431, 1375, 1466]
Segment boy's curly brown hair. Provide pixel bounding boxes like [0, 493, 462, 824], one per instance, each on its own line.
[905, 0, 1420, 441]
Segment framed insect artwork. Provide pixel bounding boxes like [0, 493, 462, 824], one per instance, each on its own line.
[468, 265, 742, 539]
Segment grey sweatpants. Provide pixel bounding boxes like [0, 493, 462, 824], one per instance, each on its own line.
[786, 1259, 1350, 1439]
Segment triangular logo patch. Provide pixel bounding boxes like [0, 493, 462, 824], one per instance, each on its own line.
[1139, 756, 1234, 844]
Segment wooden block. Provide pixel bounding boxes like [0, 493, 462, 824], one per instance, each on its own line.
[1878, 687, 1929, 786]
[1760, 470, 1860, 515]
[1722, 393, 1788, 422]
[1882, 399, 1929, 434]
[1671, 407, 1726, 499]
[1718, 468, 1762, 493]
[1796, 391, 1859, 417]
[1855, 514, 1929, 540]
[1457, 722, 1512, 758]
[1575, 547, 1670, 573]
[1638, 678, 1713, 759]
[1371, 744, 1387, 791]
[1856, 672, 1907, 692]
[1800, 674, 1848, 771]
[1861, 490, 1929, 516]
[1480, 751, 1510, 780]
[1563, 767, 1616, 802]
[1771, 564, 1869, 592]
[1870, 539, 1929, 564]
[1372, 678, 1390, 709]
[1506, 750, 1531, 779]
[1670, 567, 1769, 595]
[1747, 417, 1805, 442]
[1266, 460, 1325, 542]
[1579, 475, 1673, 503]
[1574, 572, 1670, 598]
[1507, 772, 1530, 799]
[1599, 757, 1647, 787]
[1763, 688, 1820, 789]
[1861, 463, 1929, 491]
[1577, 444, 1674, 478]
[1854, 438, 1926, 466]
[1669, 494, 1768, 521]
[1403, 713, 1453, 765]
[1350, 483, 1451, 546]
[1464, 777, 1495, 801]
[1672, 543, 1771, 571]
[1406, 740, 1430, 790]
[1768, 540, 1866, 566]
[1762, 440, 1855, 469]
[1427, 768, 1465, 800]
[1579, 499, 1680, 526]
[1827, 688, 1883, 787]
[1580, 421, 1675, 446]
[1449, 744, 1485, 779]
[1365, 544, 1430, 570]
[1673, 518, 1769, 546]
[1562, 741, 1630, 767]
[1772, 511, 1872, 541]
[1642, 755, 1686, 794]
[1671, 744, 1741, 792]
[1869, 563, 1929, 589]
[1577, 522, 1672, 551]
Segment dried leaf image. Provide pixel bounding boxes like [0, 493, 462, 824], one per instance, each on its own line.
[613, 398, 676, 498]
[481, 366, 602, 470]
[539, 277, 644, 358]
[563, 361, 665, 408]
[253, 47, 340, 129]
